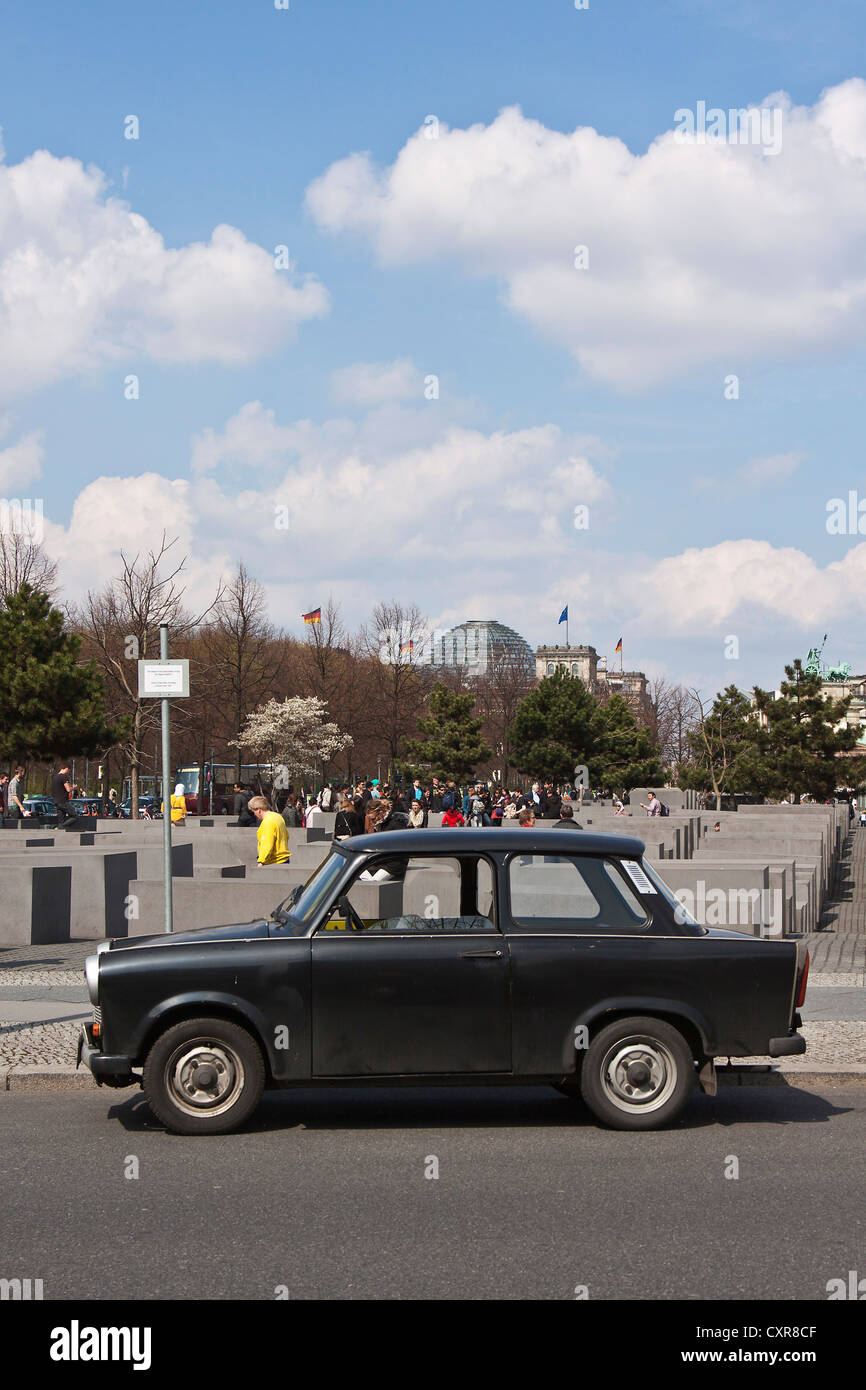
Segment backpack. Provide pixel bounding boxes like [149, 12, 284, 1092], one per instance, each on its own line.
[442, 790, 456, 811]
[659, 801, 670, 816]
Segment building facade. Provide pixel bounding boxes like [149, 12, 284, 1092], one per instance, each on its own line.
[535, 643, 651, 718]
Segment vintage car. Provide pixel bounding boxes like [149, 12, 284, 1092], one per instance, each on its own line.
[78, 829, 809, 1135]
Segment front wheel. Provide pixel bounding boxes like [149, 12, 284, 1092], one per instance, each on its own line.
[580, 1016, 695, 1130]
[143, 1017, 265, 1135]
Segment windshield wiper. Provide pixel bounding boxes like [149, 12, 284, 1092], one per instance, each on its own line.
[271, 883, 303, 924]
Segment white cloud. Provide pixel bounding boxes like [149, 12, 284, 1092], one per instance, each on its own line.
[695, 450, 805, 493]
[631, 537, 866, 631]
[49, 404, 611, 618]
[0, 147, 329, 402]
[306, 81, 866, 388]
[330, 358, 419, 405]
[737, 451, 805, 489]
[40, 406, 866, 671]
[0, 429, 44, 492]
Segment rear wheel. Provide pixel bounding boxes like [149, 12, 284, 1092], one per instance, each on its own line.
[143, 1017, 265, 1135]
[580, 1016, 695, 1130]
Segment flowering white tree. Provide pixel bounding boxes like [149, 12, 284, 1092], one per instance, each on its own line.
[231, 696, 353, 798]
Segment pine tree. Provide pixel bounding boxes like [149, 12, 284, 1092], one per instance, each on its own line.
[508, 668, 603, 783]
[0, 585, 124, 762]
[403, 682, 492, 780]
[592, 694, 661, 794]
[743, 660, 866, 800]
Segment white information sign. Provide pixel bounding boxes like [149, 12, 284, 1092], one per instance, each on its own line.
[138, 660, 190, 698]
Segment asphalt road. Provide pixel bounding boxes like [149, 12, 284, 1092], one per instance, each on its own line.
[1, 1084, 863, 1301]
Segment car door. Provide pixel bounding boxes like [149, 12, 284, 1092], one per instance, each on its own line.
[311, 853, 512, 1076]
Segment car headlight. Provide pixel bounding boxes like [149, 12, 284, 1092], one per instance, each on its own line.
[84, 953, 101, 1006]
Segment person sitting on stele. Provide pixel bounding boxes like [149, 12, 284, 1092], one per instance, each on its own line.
[249, 795, 290, 866]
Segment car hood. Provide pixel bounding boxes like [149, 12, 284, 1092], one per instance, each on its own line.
[106, 919, 273, 951]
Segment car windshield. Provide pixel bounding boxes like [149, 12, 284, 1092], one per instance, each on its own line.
[272, 850, 350, 932]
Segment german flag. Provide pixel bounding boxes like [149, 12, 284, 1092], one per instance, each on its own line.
[302, 608, 322, 625]
[615, 637, 623, 653]
[399, 639, 414, 655]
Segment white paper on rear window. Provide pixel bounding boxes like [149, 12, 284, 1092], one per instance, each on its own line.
[620, 859, 657, 893]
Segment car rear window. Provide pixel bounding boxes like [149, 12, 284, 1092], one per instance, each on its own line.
[507, 854, 649, 932]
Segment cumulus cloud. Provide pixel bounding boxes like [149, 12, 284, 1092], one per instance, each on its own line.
[631, 537, 866, 630]
[40, 404, 866, 669]
[330, 357, 420, 405]
[47, 403, 611, 616]
[306, 81, 866, 388]
[0, 429, 44, 492]
[0, 145, 328, 402]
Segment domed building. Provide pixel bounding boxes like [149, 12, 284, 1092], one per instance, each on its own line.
[422, 619, 535, 676]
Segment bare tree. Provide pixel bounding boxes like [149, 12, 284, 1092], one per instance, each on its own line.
[75, 534, 222, 816]
[648, 677, 700, 774]
[196, 564, 282, 780]
[0, 534, 58, 600]
[359, 601, 430, 782]
[472, 647, 536, 786]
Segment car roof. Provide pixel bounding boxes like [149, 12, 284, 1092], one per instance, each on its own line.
[339, 828, 647, 858]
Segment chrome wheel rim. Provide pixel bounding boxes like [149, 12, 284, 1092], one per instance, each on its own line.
[165, 1039, 244, 1118]
[600, 1036, 677, 1114]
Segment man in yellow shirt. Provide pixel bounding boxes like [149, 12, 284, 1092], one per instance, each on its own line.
[249, 795, 290, 865]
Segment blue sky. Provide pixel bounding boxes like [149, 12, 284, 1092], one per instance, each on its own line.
[2, 0, 866, 700]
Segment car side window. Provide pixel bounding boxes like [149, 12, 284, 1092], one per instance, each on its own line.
[507, 854, 649, 933]
[319, 855, 500, 934]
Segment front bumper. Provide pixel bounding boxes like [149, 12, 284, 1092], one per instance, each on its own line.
[76, 1023, 138, 1088]
[768, 1031, 807, 1057]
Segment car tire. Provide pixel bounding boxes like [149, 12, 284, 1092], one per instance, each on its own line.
[143, 1016, 265, 1135]
[580, 1016, 695, 1131]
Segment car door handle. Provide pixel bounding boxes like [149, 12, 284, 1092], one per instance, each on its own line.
[460, 949, 503, 959]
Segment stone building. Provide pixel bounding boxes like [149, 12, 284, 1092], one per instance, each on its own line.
[534, 643, 651, 719]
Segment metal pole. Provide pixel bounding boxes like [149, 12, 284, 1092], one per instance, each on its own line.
[209, 746, 214, 816]
[160, 624, 173, 933]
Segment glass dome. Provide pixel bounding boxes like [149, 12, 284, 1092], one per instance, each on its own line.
[424, 619, 535, 675]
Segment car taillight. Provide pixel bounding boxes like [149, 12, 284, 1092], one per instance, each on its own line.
[796, 950, 810, 1008]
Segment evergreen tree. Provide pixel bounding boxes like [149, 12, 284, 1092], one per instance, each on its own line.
[509, 668, 603, 783]
[0, 585, 125, 762]
[742, 660, 866, 800]
[592, 694, 661, 793]
[403, 682, 492, 780]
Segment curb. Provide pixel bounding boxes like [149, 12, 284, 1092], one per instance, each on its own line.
[2, 1065, 866, 1093]
[1, 1065, 104, 1091]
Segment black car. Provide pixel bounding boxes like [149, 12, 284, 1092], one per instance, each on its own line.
[78, 830, 808, 1135]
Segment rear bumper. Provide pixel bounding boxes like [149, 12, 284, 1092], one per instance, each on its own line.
[77, 1024, 137, 1088]
[768, 1031, 807, 1057]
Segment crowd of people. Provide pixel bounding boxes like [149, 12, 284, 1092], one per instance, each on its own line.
[226, 776, 588, 839]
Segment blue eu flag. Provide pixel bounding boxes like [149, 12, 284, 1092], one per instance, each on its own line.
[558, 606, 568, 624]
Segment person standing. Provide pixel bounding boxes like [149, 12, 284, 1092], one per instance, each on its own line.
[249, 795, 290, 865]
[0, 772, 8, 818]
[162, 782, 187, 825]
[334, 798, 363, 839]
[641, 791, 662, 817]
[553, 804, 582, 829]
[7, 766, 26, 818]
[51, 763, 74, 827]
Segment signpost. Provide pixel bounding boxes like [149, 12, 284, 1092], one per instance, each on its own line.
[137, 633, 190, 933]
